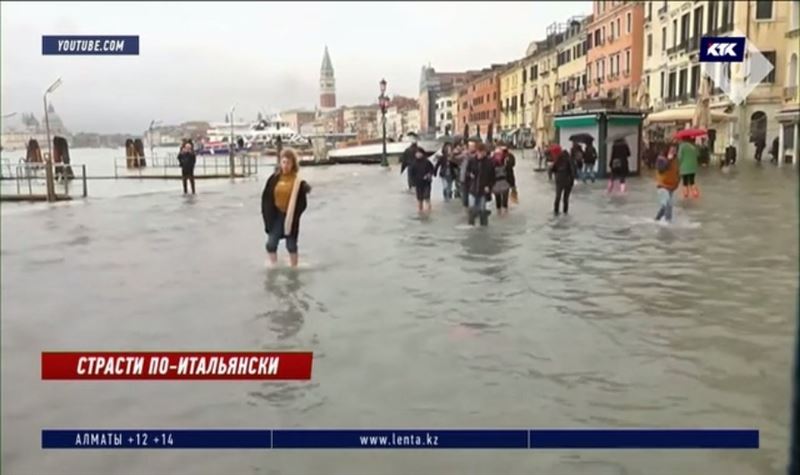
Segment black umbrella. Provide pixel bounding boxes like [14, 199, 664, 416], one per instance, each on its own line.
[569, 133, 595, 144]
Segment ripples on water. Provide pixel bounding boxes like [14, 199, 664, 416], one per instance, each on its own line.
[0, 159, 797, 475]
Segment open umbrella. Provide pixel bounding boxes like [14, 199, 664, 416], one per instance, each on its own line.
[674, 128, 707, 140]
[569, 133, 595, 144]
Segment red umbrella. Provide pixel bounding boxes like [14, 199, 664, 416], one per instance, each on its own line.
[674, 128, 707, 140]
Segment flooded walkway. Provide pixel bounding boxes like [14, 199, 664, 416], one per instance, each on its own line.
[1, 161, 798, 475]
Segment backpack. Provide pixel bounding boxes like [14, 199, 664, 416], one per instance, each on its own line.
[656, 156, 669, 173]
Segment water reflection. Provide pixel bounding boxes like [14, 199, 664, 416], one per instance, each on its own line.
[261, 270, 307, 341]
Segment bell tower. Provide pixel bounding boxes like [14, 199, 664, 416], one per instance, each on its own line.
[320, 46, 336, 111]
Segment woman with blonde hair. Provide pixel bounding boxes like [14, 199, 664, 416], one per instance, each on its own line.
[261, 148, 312, 268]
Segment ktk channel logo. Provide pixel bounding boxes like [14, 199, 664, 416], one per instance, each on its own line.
[699, 37, 746, 62]
[698, 30, 774, 105]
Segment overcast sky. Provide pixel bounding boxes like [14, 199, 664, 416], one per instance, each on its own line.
[1, 1, 590, 134]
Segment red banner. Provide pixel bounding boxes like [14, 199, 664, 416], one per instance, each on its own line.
[41, 352, 313, 380]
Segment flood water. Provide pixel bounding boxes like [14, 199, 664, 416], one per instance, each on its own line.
[1, 156, 798, 475]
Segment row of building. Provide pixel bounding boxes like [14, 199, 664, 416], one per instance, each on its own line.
[418, 0, 800, 161]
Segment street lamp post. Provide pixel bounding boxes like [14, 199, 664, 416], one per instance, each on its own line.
[379, 78, 389, 167]
[43, 78, 62, 202]
[229, 106, 236, 177]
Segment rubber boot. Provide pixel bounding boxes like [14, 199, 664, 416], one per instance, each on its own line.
[479, 210, 489, 227]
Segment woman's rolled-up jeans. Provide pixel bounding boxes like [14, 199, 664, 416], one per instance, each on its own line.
[655, 187, 674, 222]
[266, 211, 298, 253]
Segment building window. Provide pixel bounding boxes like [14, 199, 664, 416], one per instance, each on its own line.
[610, 21, 615, 39]
[647, 34, 652, 57]
[627, 12, 632, 33]
[660, 71, 665, 98]
[647, 2, 652, 19]
[617, 18, 621, 36]
[755, 0, 773, 20]
[668, 71, 676, 99]
[680, 13, 690, 44]
[708, 1, 718, 33]
[582, 73, 587, 89]
[447, 112, 452, 120]
[678, 68, 688, 97]
[672, 19, 678, 47]
[661, 26, 667, 52]
[762, 51, 776, 83]
[522, 69, 527, 83]
[722, 0, 733, 28]
[594, 29, 601, 46]
[625, 50, 630, 72]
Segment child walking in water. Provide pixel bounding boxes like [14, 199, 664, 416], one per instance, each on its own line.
[654, 144, 680, 223]
[678, 137, 700, 198]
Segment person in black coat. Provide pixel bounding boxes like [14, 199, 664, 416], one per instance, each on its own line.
[549, 146, 577, 216]
[177, 142, 197, 194]
[770, 136, 780, 164]
[607, 138, 631, 194]
[399, 141, 419, 191]
[465, 142, 496, 226]
[434, 142, 459, 201]
[261, 149, 311, 268]
[409, 147, 435, 213]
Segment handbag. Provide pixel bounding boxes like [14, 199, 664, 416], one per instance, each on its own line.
[510, 188, 519, 204]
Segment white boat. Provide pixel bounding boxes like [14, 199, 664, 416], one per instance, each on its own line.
[204, 115, 310, 151]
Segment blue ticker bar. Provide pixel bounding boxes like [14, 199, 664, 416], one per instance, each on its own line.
[529, 429, 759, 449]
[42, 429, 759, 450]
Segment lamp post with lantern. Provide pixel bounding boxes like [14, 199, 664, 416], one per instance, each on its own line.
[379, 78, 389, 167]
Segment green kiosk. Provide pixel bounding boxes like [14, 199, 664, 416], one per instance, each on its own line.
[554, 109, 645, 179]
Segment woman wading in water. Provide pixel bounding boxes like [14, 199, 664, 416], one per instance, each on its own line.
[261, 149, 311, 268]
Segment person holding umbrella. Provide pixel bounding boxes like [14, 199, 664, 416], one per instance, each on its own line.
[675, 130, 701, 199]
